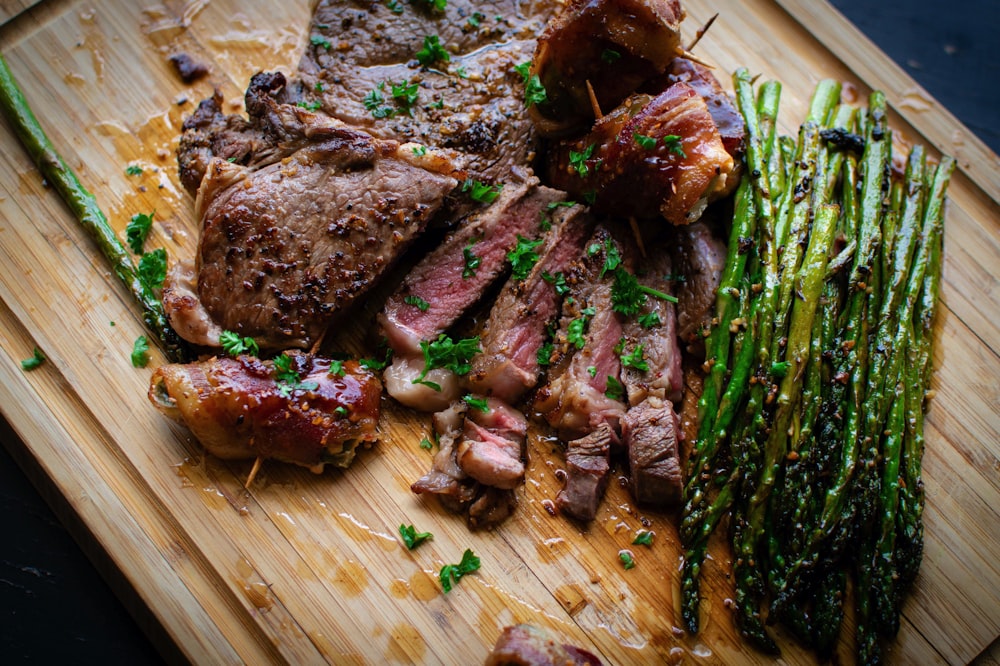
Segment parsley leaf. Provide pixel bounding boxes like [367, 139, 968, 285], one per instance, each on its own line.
[611, 267, 677, 316]
[126, 211, 155, 254]
[20, 347, 45, 371]
[310, 34, 332, 50]
[296, 100, 322, 111]
[568, 143, 596, 178]
[405, 294, 431, 311]
[329, 359, 345, 376]
[620, 343, 648, 372]
[638, 311, 662, 328]
[415, 0, 447, 11]
[605, 375, 625, 401]
[125, 164, 143, 176]
[536, 340, 554, 367]
[413, 334, 481, 387]
[463, 394, 490, 412]
[412, 145, 428, 156]
[386, 0, 404, 13]
[507, 235, 543, 281]
[633, 530, 654, 546]
[567, 316, 588, 349]
[462, 178, 502, 204]
[663, 134, 686, 157]
[601, 48, 622, 64]
[138, 248, 167, 291]
[599, 237, 622, 277]
[391, 79, 420, 114]
[468, 11, 485, 27]
[633, 132, 657, 150]
[439, 549, 480, 592]
[273, 353, 319, 397]
[220, 330, 259, 358]
[419, 437, 434, 450]
[619, 549, 636, 570]
[131, 335, 150, 368]
[360, 346, 393, 371]
[541, 271, 569, 295]
[462, 241, 481, 278]
[363, 82, 395, 119]
[416, 34, 450, 66]
[513, 61, 547, 107]
[399, 524, 433, 550]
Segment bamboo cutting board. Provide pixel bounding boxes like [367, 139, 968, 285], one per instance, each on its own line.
[1, 0, 997, 664]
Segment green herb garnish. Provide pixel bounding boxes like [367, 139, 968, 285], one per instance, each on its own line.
[601, 48, 622, 64]
[20, 347, 45, 371]
[125, 211, 155, 254]
[463, 394, 490, 412]
[633, 530, 654, 546]
[125, 164, 143, 176]
[507, 235, 544, 281]
[462, 241, 481, 278]
[273, 353, 319, 397]
[619, 549, 636, 569]
[310, 35, 332, 50]
[638, 311, 662, 329]
[568, 143, 596, 178]
[131, 335, 150, 368]
[416, 35, 450, 66]
[137, 248, 167, 291]
[220, 330, 259, 358]
[513, 61, 547, 107]
[412, 334, 481, 388]
[620, 343, 648, 372]
[296, 100, 322, 111]
[663, 134, 686, 158]
[633, 132, 657, 150]
[328, 359, 345, 376]
[405, 294, 431, 311]
[399, 524, 433, 550]
[462, 178, 502, 204]
[605, 375, 625, 401]
[439, 548, 480, 592]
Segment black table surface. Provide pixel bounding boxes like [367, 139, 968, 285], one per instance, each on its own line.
[2, 1, 997, 663]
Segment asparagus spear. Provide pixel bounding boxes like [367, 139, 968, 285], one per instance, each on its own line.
[0, 54, 189, 362]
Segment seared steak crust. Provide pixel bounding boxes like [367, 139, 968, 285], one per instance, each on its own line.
[623, 398, 682, 506]
[556, 423, 613, 521]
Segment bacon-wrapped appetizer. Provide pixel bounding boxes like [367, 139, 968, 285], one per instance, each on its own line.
[148, 352, 381, 472]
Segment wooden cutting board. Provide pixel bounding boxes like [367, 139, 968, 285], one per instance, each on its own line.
[1, 0, 997, 663]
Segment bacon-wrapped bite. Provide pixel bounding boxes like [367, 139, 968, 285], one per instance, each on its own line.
[148, 352, 381, 472]
[529, 0, 686, 137]
[546, 82, 734, 225]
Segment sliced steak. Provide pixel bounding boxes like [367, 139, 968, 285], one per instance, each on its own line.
[619, 245, 683, 406]
[295, 0, 561, 182]
[556, 423, 613, 522]
[622, 397, 682, 507]
[456, 398, 528, 490]
[672, 220, 726, 350]
[533, 225, 627, 440]
[486, 624, 602, 666]
[467, 202, 594, 403]
[380, 180, 565, 356]
[529, 0, 685, 136]
[411, 402, 479, 512]
[546, 82, 735, 225]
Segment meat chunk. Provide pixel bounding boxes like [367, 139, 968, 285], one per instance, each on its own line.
[546, 82, 735, 225]
[168, 52, 209, 84]
[622, 398, 682, 506]
[485, 624, 603, 666]
[468, 203, 594, 403]
[672, 220, 727, 350]
[533, 226, 627, 440]
[167, 85, 458, 351]
[529, 0, 686, 137]
[148, 354, 380, 472]
[456, 398, 528, 489]
[556, 424, 614, 522]
[659, 57, 746, 160]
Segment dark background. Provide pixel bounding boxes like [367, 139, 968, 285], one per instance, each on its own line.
[2, 1, 997, 663]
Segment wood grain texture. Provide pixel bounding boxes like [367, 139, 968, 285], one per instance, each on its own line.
[0, 0, 997, 664]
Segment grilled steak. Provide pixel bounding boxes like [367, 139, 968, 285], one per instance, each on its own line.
[468, 202, 594, 403]
[556, 423, 614, 521]
[486, 624, 603, 666]
[622, 397, 682, 506]
[456, 397, 528, 490]
[673, 220, 727, 350]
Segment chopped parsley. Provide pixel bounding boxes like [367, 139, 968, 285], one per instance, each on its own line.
[399, 524, 433, 550]
[416, 34, 450, 66]
[536, 340, 554, 367]
[310, 34, 332, 50]
[638, 311, 662, 329]
[219, 330, 259, 358]
[605, 375, 625, 401]
[611, 267, 677, 316]
[125, 164, 143, 176]
[413, 334, 481, 389]
[137, 248, 167, 291]
[468, 11, 485, 27]
[620, 343, 649, 372]
[463, 394, 490, 412]
[412, 145, 428, 156]
[405, 294, 431, 311]
[335, 406, 349, 417]
[663, 134, 687, 158]
[541, 271, 569, 295]
[439, 549, 480, 592]
[601, 48, 622, 64]
[462, 241, 481, 278]
[296, 100, 322, 111]
[386, 0, 404, 13]
[454, 65, 468, 79]
[583, 189, 597, 205]
[419, 437, 434, 450]
[314, 82, 325, 92]
[507, 235, 544, 280]
[391, 79, 420, 114]
[633, 132, 658, 150]
[598, 238, 623, 277]
[633, 530, 654, 546]
[360, 346, 393, 371]
[619, 549, 636, 570]
[587, 365, 597, 377]
[462, 178, 502, 204]
[414, 0, 447, 11]
[125, 211, 155, 254]
[273, 353, 319, 397]
[566, 316, 588, 349]
[513, 61, 547, 107]
[328, 359, 345, 376]
[547, 200, 576, 211]
[568, 143, 596, 178]
[130, 336, 150, 368]
[20, 347, 45, 371]
[363, 82, 394, 119]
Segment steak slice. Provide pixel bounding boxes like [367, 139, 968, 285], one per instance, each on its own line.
[295, 0, 561, 183]
[533, 225, 627, 440]
[467, 202, 594, 403]
[622, 397, 682, 507]
[166, 89, 458, 351]
[556, 423, 613, 522]
[672, 220, 726, 351]
[456, 398, 528, 490]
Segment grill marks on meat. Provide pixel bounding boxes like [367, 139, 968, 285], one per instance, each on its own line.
[148, 354, 380, 472]
[622, 398, 682, 506]
[295, 0, 560, 183]
[547, 83, 734, 224]
[411, 399, 526, 529]
[529, 0, 685, 137]
[468, 203, 594, 403]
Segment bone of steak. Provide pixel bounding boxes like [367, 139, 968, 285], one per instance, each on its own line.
[546, 82, 734, 225]
[529, 0, 685, 137]
[148, 354, 380, 472]
[468, 203, 594, 403]
[672, 220, 727, 351]
[622, 397, 682, 507]
[556, 423, 614, 522]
